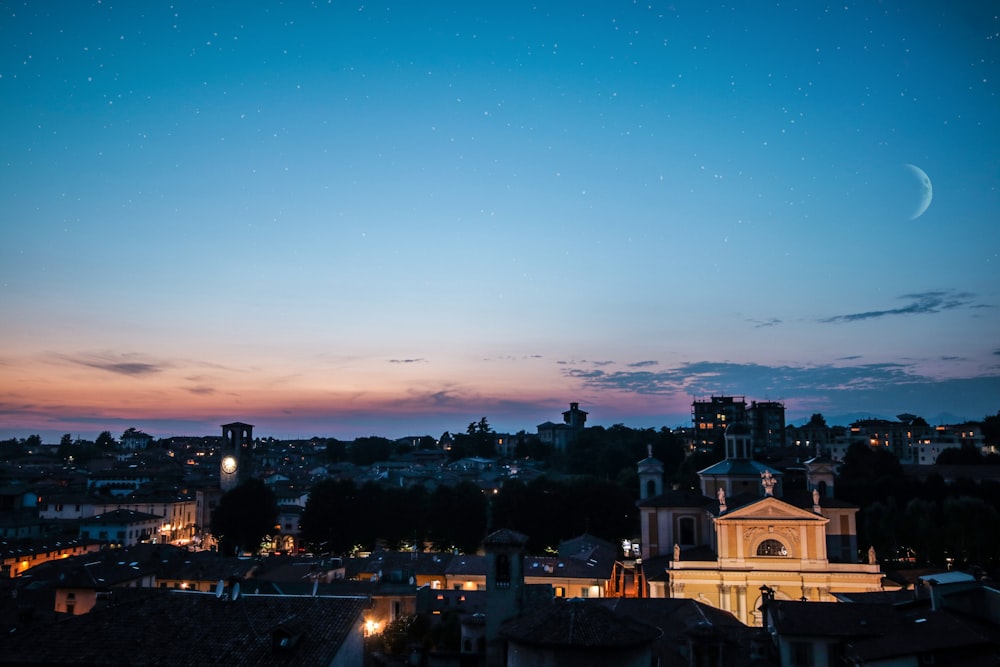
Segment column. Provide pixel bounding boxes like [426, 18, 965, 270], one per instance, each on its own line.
[718, 584, 731, 612]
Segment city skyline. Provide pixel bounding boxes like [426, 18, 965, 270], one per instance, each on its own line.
[2, 2, 998, 442]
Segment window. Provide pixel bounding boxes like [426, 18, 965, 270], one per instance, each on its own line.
[679, 517, 696, 546]
[495, 554, 510, 589]
[756, 539, 788, 557]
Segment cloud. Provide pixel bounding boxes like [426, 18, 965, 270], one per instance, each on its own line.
[561, 359, 934, 399]
[627, 360, 659, 368]
[482, 354, 545, 362]
[388, 358, 426, 364]
[821, 290, 976, 324]
[557, 359, 614, 367]
[558, 357, 1000, 423]
[56, 352, 166, 376]
[747, 317, 782, 328]
[185, 386, 216, 395]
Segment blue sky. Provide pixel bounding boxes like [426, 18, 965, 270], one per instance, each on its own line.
[1, 1, 998, 441]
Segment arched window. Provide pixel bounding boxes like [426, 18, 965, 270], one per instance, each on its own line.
[678, 517, 695, 546]
[756, 539, 788, 557]
[646, 479, 657, 497]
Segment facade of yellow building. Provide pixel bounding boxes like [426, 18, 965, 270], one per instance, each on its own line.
[638, 424, 884, 625]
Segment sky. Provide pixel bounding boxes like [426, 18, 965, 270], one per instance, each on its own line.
[2, 1, 999, 442]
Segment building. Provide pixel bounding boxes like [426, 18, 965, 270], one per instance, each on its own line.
[499, 599, 661, 667]
[843, 416, 934, 464]
[692, 396, 747, 449]
[78, 509, 162, 548]
[761, 576, 1000, 667]
[120, 429, 154, 452]
[747, 400, 786, 453]
[0, 538, 100, 579]
[637, 424, 884, 626]
[38, 493, 198, 546]
[537, 402, 588, 451]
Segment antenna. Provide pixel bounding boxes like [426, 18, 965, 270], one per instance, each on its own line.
[215, 580, 225, 599]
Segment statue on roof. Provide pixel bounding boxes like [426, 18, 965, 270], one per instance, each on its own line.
[717, 487, 727, 512]
[674, 543, 681, 562]
[761, 470, 776, 496]
[868, 545, 877, 565]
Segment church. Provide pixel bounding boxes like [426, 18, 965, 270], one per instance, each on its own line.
[636, 423, 884, 625]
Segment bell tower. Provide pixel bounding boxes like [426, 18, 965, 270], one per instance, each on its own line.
[220, 422, 253, 492]
[483, 528, 528, 666]
[637, 445, 664, 500]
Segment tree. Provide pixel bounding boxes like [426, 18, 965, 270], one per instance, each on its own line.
[0, 438, 25, 458]
[348, 436, 394, 466]
[936, 444, 984, 465]
[981, 411, 1000, 449]
[95, 431, 116, 451]
[210, 478, 279, 556]
[448, 418, 496, 460]
[300, 478, 361, 554]
[807, 413, 827, 428]
[24, 434, 42, 450]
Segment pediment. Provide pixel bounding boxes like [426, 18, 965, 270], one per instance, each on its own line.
[718, 496, 826, 522]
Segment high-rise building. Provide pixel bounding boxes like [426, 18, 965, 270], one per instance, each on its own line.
[747, 400, 786, 453]
[691, 396, 747, 449]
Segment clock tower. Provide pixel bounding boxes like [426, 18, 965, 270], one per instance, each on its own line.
[220, 422, 253, 492]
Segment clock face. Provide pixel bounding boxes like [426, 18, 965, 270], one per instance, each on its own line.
[221, 455, 237, 474]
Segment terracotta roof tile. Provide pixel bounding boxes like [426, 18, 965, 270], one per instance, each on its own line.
[0, 589, 367, 666]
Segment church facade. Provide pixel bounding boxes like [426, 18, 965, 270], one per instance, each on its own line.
[637, 424, 884, 625]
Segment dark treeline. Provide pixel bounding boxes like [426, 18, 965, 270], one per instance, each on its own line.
[299, 476, 637, 556]
[839, 441, 1000, 568]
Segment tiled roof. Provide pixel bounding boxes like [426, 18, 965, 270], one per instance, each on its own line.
[500, 598, 660, 648]
[0, 589, 367, 666]
[846, 609, 998, 662]
[360, 550, 454, 577]
[81, 509, 160, 524]
[445, 555, 486, 576]
[524, 556, 607, 579]
[766, 600, 903, 638]
[482, 528, 528, 547]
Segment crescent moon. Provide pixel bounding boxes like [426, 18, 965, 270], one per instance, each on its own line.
[905, 163, 933, 220]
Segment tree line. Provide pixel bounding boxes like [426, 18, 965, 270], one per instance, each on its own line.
[838, 441, 1000, 568]
[297, 475, 638, 555]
